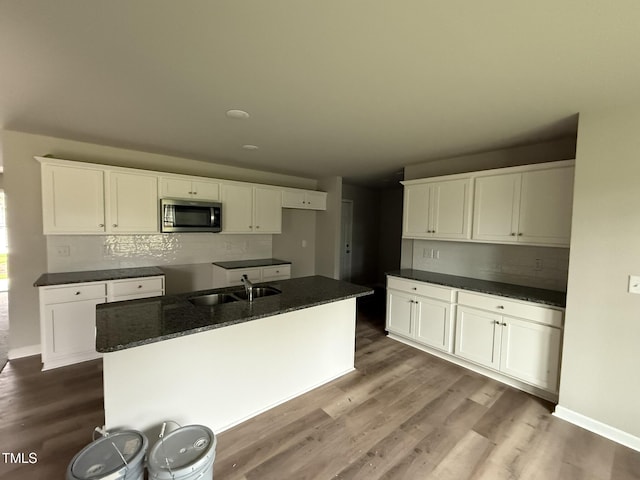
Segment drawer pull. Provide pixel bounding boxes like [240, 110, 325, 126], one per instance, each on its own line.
[137, 285, 143, 289]
[75, 291, 81, 295]
[496, 305, 505, 309]
[412, 287, 417, 290]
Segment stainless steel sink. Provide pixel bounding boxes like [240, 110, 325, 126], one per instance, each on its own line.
[189, 293, 240, 306]
[233, 286, 282, 300]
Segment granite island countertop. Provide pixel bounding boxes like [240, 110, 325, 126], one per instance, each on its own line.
[96, 275, 372, 353]
[387, 269, 566, 307]
[34, 266, 165, 287]
[212, 258, 291, 269]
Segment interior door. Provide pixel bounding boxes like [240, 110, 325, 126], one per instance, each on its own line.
[340, 200, 353, 281]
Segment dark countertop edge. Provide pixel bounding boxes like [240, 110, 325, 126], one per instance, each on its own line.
[386, 270, 566, 308]
[98, 289, 372, 353]
[212, 258, 292, 269]
[34, 266, 165, 287]
[96, 276, 373, 353]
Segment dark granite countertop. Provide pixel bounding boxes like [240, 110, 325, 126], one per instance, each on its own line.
[96, 275, 372, 353]
[387, 269, 566, 308]
[34, 266, 165, 287]
[212, 258, 291, 269]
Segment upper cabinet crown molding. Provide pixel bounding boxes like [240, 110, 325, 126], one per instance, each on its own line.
[402, 160, 575, 247]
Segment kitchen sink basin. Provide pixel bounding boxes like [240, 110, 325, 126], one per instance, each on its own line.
[189, 293, 240, 306]
[233, 286, 282, 300]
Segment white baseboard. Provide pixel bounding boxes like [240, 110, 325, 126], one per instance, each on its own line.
[554, 405, 640, 452]
[8, 344, 41, 360]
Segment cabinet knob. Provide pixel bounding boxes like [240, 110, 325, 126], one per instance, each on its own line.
[75, 291, 81, 295]
[496, 305, 504, 309]
[112, 224, 118, 227]
[137, 285, 142, 289]
[256, 225, 260, 229]
[412, 287, 417, 290]
[502, 322, 508, 326]
[518, 232, 523, 236]
[98, 224, 104, 227]
[510, 232, 516, 236]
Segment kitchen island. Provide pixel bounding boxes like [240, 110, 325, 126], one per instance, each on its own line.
[96, 275, 372, 434]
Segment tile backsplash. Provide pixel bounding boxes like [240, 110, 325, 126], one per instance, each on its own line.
[47, 233, 272, 272]
[411, 240, 569, 291]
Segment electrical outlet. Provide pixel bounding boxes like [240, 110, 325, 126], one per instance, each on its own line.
[56, 246, 70, 257]
[535, 259, 543, 271]
[301, 240, 307, 248]
[629, 275, 640, 294]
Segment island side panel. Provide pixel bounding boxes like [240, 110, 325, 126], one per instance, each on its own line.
[102, 298, 357, 434]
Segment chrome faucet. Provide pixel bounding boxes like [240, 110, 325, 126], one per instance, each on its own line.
[241, 274, 254, 301]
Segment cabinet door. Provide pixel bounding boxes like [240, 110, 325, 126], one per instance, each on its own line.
[109, 172, 159, 233]
[414, 296, 452, 352]
[386, 289, 414, 337]
[403, 184, 431, 238]
[221, 184, 254, 233]
[472, 173, 521, 242]
[43, 299, 103, 365]
[282, 189, 306, 208]
[518, 167, 574, 246]
[500, 317, 562, 391]
[305, 191, 327, 210]
[455, 306, 502, 370]
[42, 164, 105, 234]
[191, 180, 220, 201]
[160, 177, 193, 199]
[431, 179, 471, 240]
[254, 187, 282, 233]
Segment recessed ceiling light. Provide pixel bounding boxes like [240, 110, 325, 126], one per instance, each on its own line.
[226, 109, 250, 119]
[242, 144, 259, 150]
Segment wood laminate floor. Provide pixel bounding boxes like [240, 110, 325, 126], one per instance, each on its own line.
[0, 307, 639, 479]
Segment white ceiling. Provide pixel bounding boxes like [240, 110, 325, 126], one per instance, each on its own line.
[1, 1, 640, 185]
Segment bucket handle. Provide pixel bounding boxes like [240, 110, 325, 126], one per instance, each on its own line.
[158, 420, 183, 480]
[110, 441, 131, 478]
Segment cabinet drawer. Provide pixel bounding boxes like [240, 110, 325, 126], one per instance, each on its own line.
[457, 291, 563, 327]
[227, 268, 262, 286]
[41, 283, 107, 304]
[262, 265, 291, 279]
[110, 276, 164, 298]
[387, 277, 454, 302]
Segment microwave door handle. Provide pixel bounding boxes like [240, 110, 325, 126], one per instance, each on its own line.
[211, 208, 215, 227]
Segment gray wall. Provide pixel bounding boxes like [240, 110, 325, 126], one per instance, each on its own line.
[2, 130, 319, 355]
[558, 107, 640, 439]
[315, 177, 343, 279]
[404, 137, 576, 180]
[272, 209, 317, 278]
[376, 187, 403, 282]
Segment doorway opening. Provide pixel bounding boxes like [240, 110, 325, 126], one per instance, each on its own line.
[340, 200, 353, 282]
[0, 190, 8, 373]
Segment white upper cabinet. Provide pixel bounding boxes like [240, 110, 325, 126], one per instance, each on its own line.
[41, 163, 106, 234]
[221, 183, 282, 234]
[40, 160, 160, 235]
[108, 172, 158, 233]
[160, 175, 220, 201]
[472, 164, 574, 246]
[403, 178, 471, 240]
[282, 188, 327, 210]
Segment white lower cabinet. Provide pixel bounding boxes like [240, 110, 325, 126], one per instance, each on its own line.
[39, 276, 164, 370]
[386, 276, 564, 399]
[386, 277, 454, 353]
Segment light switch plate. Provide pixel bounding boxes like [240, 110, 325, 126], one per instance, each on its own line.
[628, 275, 640, 294]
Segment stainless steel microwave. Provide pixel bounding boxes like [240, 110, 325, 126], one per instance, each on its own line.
[160, 199, 222, 233]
